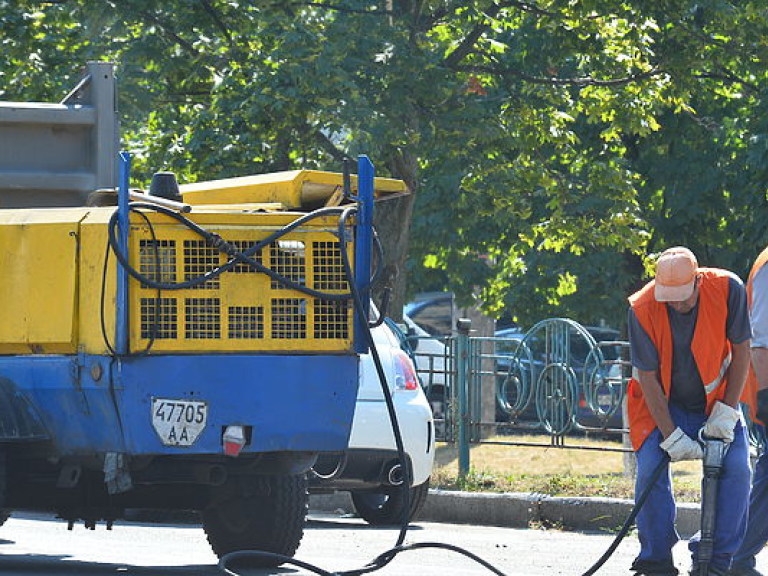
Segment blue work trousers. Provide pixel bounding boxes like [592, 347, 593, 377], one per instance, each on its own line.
[731, 425, 768, 571]
[634, 404, 751, 571]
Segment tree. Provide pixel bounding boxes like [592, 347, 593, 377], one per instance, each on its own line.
[3, 1, 767, 328]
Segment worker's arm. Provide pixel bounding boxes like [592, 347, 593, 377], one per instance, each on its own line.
[751, 265, 768, 393]
[754, 347, 768, 392]
[636, 368, 676, 439]
[754, 347, 768, 424]
[627, 307, 675, 439]
[722, 339, 751, 407]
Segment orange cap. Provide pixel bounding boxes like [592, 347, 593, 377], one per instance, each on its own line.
[654, 246, 698, 302]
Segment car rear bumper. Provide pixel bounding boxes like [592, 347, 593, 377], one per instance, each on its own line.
[344, 395, 434, 486]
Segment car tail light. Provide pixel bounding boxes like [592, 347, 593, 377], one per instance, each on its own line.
[393, 349, 419, 390]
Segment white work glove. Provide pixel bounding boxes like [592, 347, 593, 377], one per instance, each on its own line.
[660, 427, 703, 462]
[702, 401, 740, 443]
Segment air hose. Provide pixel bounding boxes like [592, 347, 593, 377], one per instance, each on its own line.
[107, 199, 668, 576]
[218, 454, 669, 576]
[579, 454, 669, 576]
[106, 203, 359, 299]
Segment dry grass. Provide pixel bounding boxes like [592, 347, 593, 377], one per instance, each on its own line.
[431, 434, 703, 502]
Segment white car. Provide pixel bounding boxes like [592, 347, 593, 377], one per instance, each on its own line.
[400, 313, 450, 433]
[309, 318, 435, 525]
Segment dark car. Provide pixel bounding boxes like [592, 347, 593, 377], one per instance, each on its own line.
[404, 293, 455, 337]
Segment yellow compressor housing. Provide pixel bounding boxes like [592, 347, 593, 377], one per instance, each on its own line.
[0, 169, 407, 355]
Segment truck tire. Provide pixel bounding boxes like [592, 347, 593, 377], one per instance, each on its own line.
[350, 479, 430, 526]
[0, 451, 8, 526]
[202, 473, 308, 567]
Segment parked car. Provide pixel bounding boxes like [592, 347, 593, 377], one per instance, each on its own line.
[404, 293, 455, 337]
[309, 317, 435, 525]
[494, 324, 627, 433]
[398, 313, 450, 435]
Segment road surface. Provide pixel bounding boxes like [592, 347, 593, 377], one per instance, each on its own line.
[0, 511, 763, 576]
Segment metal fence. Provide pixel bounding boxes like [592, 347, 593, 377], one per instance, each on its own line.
[404, 317, 633, 475]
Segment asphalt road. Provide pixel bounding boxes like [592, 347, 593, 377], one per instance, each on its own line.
[0, 511, 765, 576]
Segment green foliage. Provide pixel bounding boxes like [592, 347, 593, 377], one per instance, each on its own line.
[3, 0, 768, 328]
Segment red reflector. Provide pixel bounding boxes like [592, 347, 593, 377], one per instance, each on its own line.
[223, 425, 246, 457]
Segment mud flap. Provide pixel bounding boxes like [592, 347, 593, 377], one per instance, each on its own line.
[0, 378, 49, 441]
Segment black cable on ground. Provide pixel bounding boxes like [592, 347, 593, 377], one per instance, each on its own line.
[579, 454, 669, 576]
[219, 438, 670, 576]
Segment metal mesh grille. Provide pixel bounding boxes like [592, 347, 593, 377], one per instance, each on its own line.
[185, 298, 221, 339]
[130, 218, 354, 352]
[312, 241, 348, 291]
[314, 301, 350, 339]
[139, 240, 177, 287]
[140, 297, 178, 339]
[184, 240, 222, 289]
[270, 241, 305, 289]
[271, 298, 307, 339]
[230, 240, 262, 274]
[228, 306, 264, 339]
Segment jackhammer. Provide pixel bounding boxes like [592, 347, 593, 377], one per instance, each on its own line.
[696, 431, 730, 576]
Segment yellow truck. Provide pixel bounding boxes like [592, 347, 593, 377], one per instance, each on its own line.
[0, 62, 406, 565]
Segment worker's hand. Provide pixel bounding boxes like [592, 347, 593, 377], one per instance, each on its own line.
[757, 390, 768, 425]
[702, 401, 740, 443]
[659, 427, 704, 461]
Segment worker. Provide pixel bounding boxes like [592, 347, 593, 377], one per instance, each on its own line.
[627, 246, 752, 576]
[728, 245, 768, 576]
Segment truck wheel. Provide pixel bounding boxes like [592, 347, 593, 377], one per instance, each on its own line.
[0, 451, 8, 526]
[350, 479, 430, 526]
[202, 473, 308, 567]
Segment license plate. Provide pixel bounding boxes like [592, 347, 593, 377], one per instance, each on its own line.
[151, 398, 208, 447]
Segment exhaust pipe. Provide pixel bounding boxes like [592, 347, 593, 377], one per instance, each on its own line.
[387, 463, 404, 486]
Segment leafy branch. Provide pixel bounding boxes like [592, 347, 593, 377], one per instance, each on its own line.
[459, 63, 664, 87]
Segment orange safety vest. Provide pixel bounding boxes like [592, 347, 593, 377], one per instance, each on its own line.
[627, 268, 733, 451]
[743, 246, 768, 424]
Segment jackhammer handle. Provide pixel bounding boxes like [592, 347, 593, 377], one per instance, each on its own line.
[698, 428, 729, 473]
[697, 429, 729, 575]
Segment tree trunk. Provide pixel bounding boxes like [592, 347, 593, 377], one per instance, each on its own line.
[370, 150, 418, 321]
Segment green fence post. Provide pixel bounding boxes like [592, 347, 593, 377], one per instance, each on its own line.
[456, 318, 472, 477]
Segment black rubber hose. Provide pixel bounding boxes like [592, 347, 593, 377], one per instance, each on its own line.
[579, 454, 670, 576]
[219, 454, 670, 576]
[107, 203, 354, 299]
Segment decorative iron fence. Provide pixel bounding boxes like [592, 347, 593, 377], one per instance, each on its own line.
[402, 317, 633, 474]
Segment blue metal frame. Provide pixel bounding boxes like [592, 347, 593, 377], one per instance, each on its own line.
[116, 152, 131, 354]
[354, 155, 374, 354]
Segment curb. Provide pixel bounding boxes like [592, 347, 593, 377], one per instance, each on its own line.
[309, 490, 701, 538]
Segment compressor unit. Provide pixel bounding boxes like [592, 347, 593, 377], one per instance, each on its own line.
[0, 62, 407, 565]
